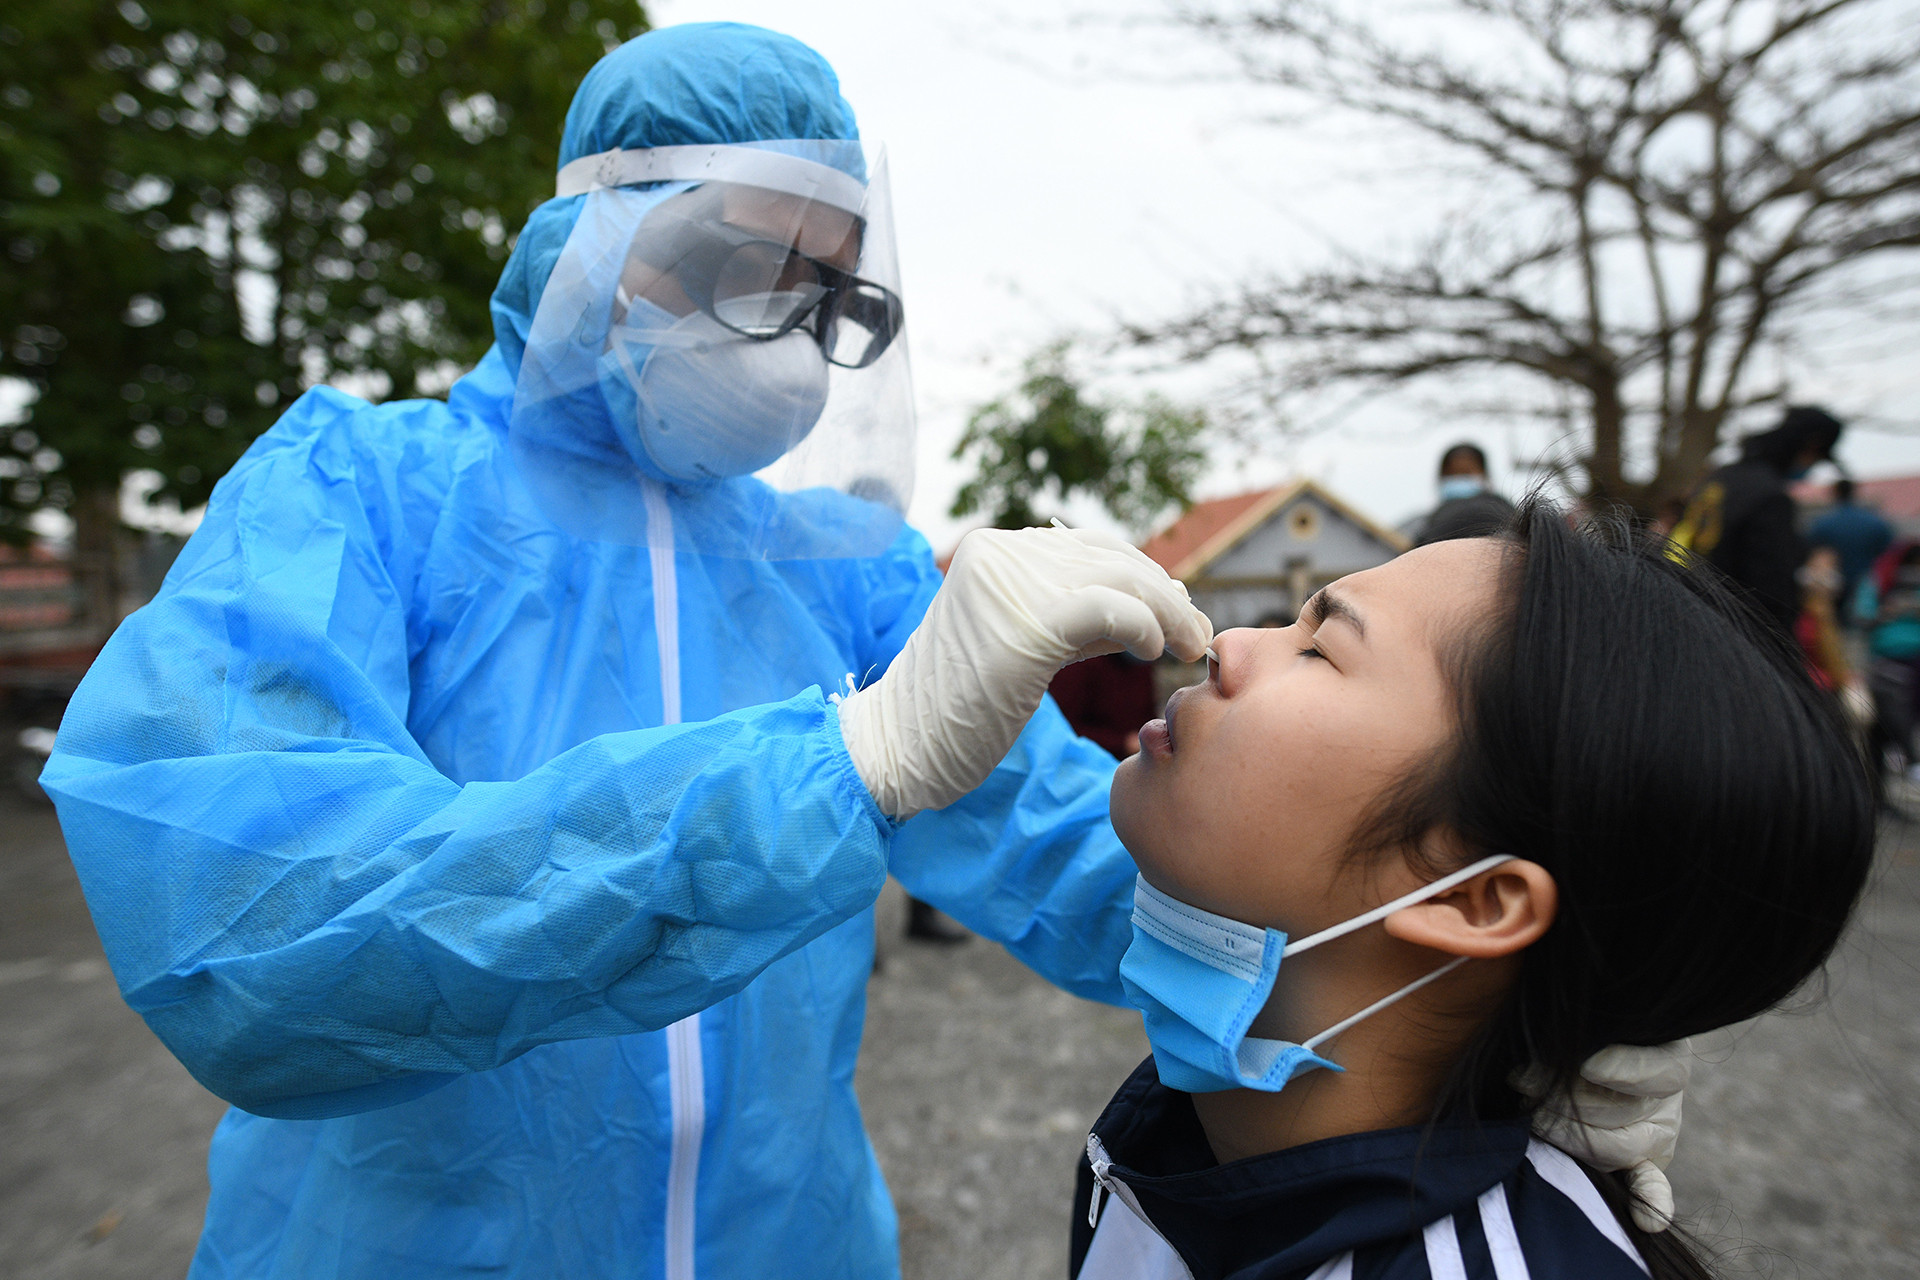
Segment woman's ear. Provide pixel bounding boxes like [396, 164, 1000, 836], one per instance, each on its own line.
[1382, 860, 1557, 959]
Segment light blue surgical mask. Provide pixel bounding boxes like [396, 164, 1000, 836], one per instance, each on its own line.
[1438, 475, 1488, 502]
[1118, 855, 1515, 1094]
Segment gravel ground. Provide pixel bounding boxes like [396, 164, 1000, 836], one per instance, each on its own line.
[1659, 822, 1920, 1278]
[3, 792, 1916, 1279]
[0, 794, 228, 1280]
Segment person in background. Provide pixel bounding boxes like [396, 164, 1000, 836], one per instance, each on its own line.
[1860, 540, 1920, 781]
[1649, 495, 1689, 541]
[1671, 405, 1844, 637]
[1414, 442, 1516, 546]
[1796, 544, 1872, 727]
[1808, 478, 1892, 625]
[903, 894, 973, 943]
[1048, 652, 1159, 759]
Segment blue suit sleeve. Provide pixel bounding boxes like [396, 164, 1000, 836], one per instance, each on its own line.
[847, 534, 1138, 1006]
[888, 700, 1137, 1006]
[41, 391, 892, 1120]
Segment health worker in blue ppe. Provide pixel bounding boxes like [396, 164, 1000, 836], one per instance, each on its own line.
[40, 23, 1212, 1280]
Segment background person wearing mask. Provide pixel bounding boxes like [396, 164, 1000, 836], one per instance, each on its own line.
[1808, 476, 1893, 624]
[40, 26, 1211, 1279]
[1671, 405, 1845, 637]
[1859, 540, 1920, 781]
[1795, 544, 1873, 722]
[1414, 442, 1516, 546]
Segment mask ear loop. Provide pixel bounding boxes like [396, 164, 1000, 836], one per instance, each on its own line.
[1301, 957, 1472, 1052]
[1282, 853, 1516, 1054]
[1283, 854, 1515, 957]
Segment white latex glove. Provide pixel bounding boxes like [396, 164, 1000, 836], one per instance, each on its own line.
[1517, 1040, 1691, 1233]
[837, 525, 1212, 820]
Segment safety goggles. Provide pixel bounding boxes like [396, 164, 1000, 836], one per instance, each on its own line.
[625, 203, 904, 370]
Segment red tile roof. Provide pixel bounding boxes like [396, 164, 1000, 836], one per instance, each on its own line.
[1139, 481, 1410, 579]
[935, 490, 1286, 577]
[936, 480, 1407, 578]
[1138, 488, 1285, 578]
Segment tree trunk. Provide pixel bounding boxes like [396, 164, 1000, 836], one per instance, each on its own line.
[1656, 404, 1727, 508]
[1585, 377, 1636, 511]
[69, 484, 125, 638]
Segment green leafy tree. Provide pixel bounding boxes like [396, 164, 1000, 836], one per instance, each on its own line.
[0, 0, 647, 624]
[951, 343, 1208, 534]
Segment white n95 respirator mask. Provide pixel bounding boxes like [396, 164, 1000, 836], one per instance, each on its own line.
[601, 296, 831, 482]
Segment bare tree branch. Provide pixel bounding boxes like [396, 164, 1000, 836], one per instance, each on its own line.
[1134, 0, 1920, 509]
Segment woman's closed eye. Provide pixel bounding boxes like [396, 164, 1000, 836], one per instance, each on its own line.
[1296, 643, 1328, 660]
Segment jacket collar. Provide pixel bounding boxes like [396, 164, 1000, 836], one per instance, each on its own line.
[1089, 1058, 1531, 1278]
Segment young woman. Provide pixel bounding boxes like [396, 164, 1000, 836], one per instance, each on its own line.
[1072, 503, 1875, 1279]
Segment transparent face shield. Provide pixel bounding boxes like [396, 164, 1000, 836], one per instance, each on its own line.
[507, 140, 915, 559]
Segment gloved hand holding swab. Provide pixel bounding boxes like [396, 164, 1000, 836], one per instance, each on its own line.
[837, 524, 1212, 820]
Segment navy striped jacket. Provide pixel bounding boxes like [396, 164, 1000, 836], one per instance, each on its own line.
[1071, 1059, 1650, 1280]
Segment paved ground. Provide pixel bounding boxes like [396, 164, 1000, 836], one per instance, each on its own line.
[0, 793, 228, 1280]
[3, 789, 1916, 1279]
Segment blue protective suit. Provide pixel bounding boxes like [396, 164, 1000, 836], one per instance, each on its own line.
[43, 25, 1139, 1279]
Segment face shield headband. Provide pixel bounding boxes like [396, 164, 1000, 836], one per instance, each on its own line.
[507, 140, 915, 560]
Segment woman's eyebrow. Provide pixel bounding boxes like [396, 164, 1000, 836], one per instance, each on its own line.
[1304, 588, 1367, 639]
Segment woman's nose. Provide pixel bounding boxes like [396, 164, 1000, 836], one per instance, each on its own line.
[1208, 628, 1262, 692]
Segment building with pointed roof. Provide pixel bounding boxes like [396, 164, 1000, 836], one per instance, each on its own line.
[1140, 480, 1409, 631]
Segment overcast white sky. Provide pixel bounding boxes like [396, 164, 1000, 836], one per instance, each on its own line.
[650, 0, 1920, 551]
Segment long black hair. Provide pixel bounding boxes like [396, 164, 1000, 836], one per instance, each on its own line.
[1353, 501, 1876, 1276]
